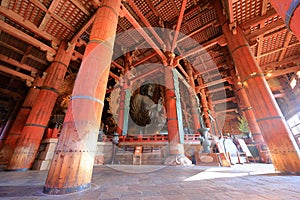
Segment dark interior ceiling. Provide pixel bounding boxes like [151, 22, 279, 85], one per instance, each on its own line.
[0, 0, 299, 130]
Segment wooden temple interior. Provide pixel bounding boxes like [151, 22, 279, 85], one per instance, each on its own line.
[0, 0, 299, 195]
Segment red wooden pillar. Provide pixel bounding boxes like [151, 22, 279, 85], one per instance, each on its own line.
[0, 76, 44, 164]
[185, 60, 201, 133]
[269, 0, 300, 41]
[116, 53, 130, 135]
[165, 67, 182, 154]
[215, 1, 300, 172]
[207, 94, 219, 136]
[44, 0, 121, 194]
[0, 99, 21, 148]
[229, 65, 271, 163]
[7, 41, 73, 171]
[197, 77, 211, 128]
[164, 66, 191, 165]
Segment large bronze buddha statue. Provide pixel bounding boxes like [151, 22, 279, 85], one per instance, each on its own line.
[129, 81, 166, 135]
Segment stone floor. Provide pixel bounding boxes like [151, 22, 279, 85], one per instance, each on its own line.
[0, 164, 299, 200]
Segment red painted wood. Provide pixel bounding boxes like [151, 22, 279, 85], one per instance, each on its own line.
[229, 66, 271, 163]
[164, 67, 181, 154]
[7, 41, 72, 170]
[0, 76, 44, 164]
[197, 77, 211, 128]
[269, 0, 300, 41]
[215, 0, 300, 172]
[44, 0, 121, 194]
[117, 53, 130, 135]
[185, 61, 201, 133]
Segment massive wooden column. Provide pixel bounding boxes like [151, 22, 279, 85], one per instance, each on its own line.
[44, 0, 121, 194]
[164, 67, 191, 165]
[6, 41, 73, 171]
[185, 60, 201, 134]
[215, 0, 300, 172]
[269, 0, 300, 41]
[0, 76, 44, 164]
[117, 53, 130, 135]
[229, 65, 271, 163]
[0, 99, 21, 149]
[207, 94, 219, 136]
[197, 76, 211, 128]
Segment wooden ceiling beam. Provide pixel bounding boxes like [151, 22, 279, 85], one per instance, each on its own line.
[0, 6, 60, 46]
[69, 0, 90, 16]
[130, 68, 162, 83]
[0, 55, 38, 74]
[0, 20, 56, 55]
[195, 77, 231, 91]
[171, 0, 188, 52]
[278, 32, 293, 61]
[70, 14, 95, 45]
[247, 19, 286, 40]
[0, 41, 48, 65]
[207, 85, 232, 93]
[178, 19, 218, 43]
[132, 52, 157, 67]
[0, 87, 21, 99]
[226, 0, 234, 23]
[0, 65, 34, 82]
[213, 96, 236, 105]
[111, 61, 124, 70]
[242, 8, 278, 30]
[109, 71, 120, 81]
[145, 0, 160, 17]
[261, 0, 269, 16]
[121, 5, 167, 64]
[194, 63, 225, 75]
[266, 65, 300, 79]
[29, 0, 76, 32]
[176, 35, 225, 61]
[256, 41, 300, 58]
[216, 108, 238, 115]
[126, 0, 165, 46]
[261, 55, 300, 69]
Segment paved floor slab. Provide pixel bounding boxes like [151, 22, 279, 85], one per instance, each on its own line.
[0, 164, 299, 199]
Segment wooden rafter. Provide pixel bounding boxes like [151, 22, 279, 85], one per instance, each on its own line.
[0, 6, 60, 45]
[0, 65, 34, 82]
[195, 77, 231, 91]
[0, 55, 38, 74]
[256, 41, 300, 58]
[126, 0, 165, 46]
[247, 19, 285, 40]
[171, 0, 188, 52]
[69, 0, 90, 16]
[213, 96, 236, 105]
[177, 35, 225, 60]
[29, 0, 76, 32]
[208, 85, 233, 93]
[278, 32, 293, 61]
[266, 65, 300, 79]
[0, 20, 56, 56]
[121, 4, 167, 64]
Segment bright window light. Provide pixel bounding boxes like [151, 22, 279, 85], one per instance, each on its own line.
[290, 77, 297, 89]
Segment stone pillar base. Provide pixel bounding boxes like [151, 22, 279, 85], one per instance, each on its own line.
[164, 154, 192, 166]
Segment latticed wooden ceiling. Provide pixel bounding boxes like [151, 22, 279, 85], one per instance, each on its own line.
[0, 0, 299, 131]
